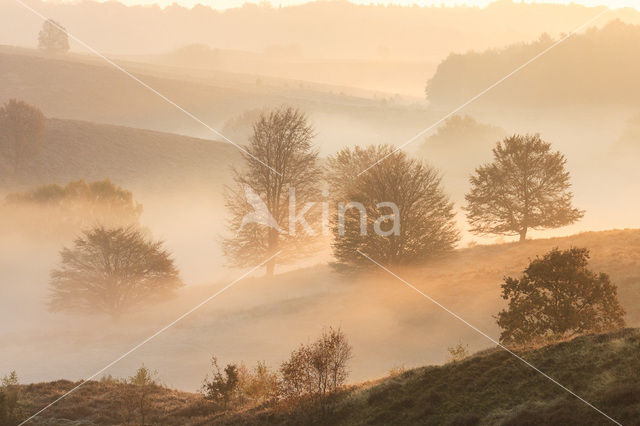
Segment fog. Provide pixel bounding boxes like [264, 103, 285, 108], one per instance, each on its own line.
[1, 0, 640, 399]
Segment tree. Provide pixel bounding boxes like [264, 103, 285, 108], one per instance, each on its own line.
[280, 327, 352, 399]
[497, 247, 626, 346]
[236, 361, 280, 407]
[223, 106, 322, 276]
[202, 357, 240, 410]
[48, 226, 183, 317]
[327, 145, 459, 267]
[0, 371, 20, 425]
[465, 134, 584, 242]
[38, 19, 70, 53]
[127, 365, 158, 426]
[0, 99, 46, 173]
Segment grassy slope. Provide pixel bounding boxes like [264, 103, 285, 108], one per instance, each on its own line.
[16, 329, 640, 425]
[0, 47, 431, 150]
[0, 117, 241, 194]
[234, 329, 640, 426]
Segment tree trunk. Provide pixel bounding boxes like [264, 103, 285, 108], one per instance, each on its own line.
[519, 228, 528, 242]
[265, 259, 275, 277]
[265, 228, 279, 277]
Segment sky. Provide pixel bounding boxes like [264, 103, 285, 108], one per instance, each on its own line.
[42, 0, 640, 10]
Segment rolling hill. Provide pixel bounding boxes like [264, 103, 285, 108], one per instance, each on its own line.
[0, 46, 433, 155]
[2, 229, 639, 394]
[10, 328, 640, 425]
[0, 117, 241, 196]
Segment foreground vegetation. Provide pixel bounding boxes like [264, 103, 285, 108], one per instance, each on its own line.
[4, 328, 638, 425]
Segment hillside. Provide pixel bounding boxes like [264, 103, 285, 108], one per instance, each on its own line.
[3, 229, 639, 394]
[0, 47, 433, 154]
[0, 118, 241, 195]
[426, 20, 640, 109]
[11, 328, 640, 425]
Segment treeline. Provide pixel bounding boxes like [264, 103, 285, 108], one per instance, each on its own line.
[427, 20, 640, 108]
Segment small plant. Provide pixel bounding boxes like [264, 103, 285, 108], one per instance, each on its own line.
[202, 357, 240, 410]
[388, 365, 407, 377]
[1, 371, 20, 425]
[446, 342, 470, 363]
[119, 365, 158, 426]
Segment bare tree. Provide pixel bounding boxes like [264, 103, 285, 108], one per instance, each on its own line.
[465, 134, 584, 242]
[38, 19, 70, 53]
[0, 99, 46, 174]
[48, 226, 183, 318]
[223, 106, 322, 276]
[327, 145, 459, 267]
[280, 327, 352, 399]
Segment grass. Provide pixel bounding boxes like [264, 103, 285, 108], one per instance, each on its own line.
[11, 328, 640, 425]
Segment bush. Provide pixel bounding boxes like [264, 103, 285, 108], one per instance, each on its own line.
[280, 327, 352, 399]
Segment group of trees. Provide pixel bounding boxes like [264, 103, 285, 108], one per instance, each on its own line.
[224, 106, 584, 275]
[202, 327, 352, 411]
[426, 20, 640, 108]
[2, 179, 143, 238]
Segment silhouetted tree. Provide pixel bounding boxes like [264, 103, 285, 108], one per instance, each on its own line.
[280, 327, 352, 399]
[0, 99, 46, 174]
[497, 247, 625, 346]
[223, 106, 322, 276]
[127, 365, 158, 426]
[38, 19, 69, 53]
[327, 145, 459, 267]
[202, 357, 240, 410]
[465, 134, 584, 242]
[48, 226, 183, 317]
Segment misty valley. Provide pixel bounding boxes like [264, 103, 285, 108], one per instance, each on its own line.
[1, 1, 640, 425]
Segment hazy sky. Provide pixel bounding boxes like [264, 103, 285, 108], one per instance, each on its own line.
[43, 0, 640, 10]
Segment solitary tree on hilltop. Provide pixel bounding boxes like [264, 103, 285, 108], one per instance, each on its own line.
[0, 99, 46, 174]
[48, 226, 183, 318]
[465, 134, 583, 242]
[38, 19, 70, 53]
[223, 106, 322, 276]
[497, 247, 625, 346]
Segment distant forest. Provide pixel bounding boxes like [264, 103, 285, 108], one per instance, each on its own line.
[426, 20, 640, 108]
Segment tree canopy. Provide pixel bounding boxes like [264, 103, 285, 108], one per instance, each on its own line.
[327, 145, 459, 267]
[465, 134, 583, 241]
[48, 226, 183, 317]
[497, 247, 625, 346]
[38, 19, 70, 53]
[0, 99, 46, 174]
[223, 106, 322, 276]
